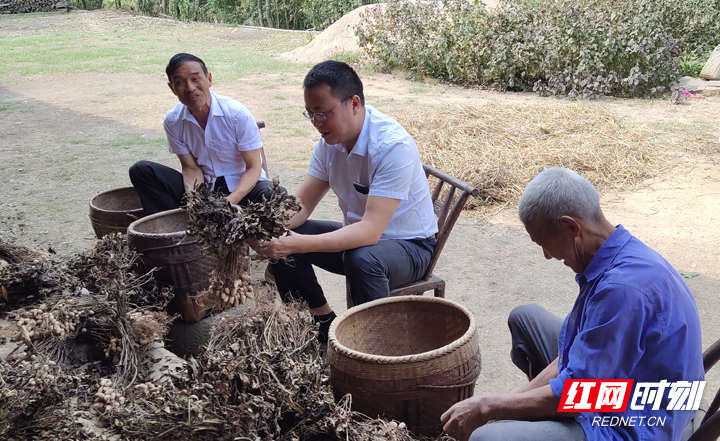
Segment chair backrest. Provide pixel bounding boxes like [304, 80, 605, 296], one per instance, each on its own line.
[256, 120, 269, 175]
[421, 163, 478, 280]
[688, 338, 720, 440]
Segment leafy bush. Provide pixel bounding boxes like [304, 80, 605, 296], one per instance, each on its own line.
[680, 49, 715, 77]
[357, 0, 720, 98]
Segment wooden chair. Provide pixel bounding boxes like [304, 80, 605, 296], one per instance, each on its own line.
[686, 338, 720, 441]
[256, 120, 269, 175]
[346, 163, 478, 307]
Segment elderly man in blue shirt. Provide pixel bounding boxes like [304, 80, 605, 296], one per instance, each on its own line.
[441, 167, 704, 441]
[259, 60, 438, 342]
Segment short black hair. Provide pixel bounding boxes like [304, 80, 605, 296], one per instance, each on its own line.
[303, 60, 365, 106]
[166, 53, 208, 80]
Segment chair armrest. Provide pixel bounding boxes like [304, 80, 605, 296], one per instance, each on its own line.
[704, 338, 720, 373]
[689, 410, 720, 441]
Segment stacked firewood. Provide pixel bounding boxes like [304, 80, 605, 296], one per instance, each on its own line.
[1, 0, 71, 14]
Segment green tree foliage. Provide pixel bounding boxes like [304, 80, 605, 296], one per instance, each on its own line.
[357, 0, 720, 97]
[79, 0, 374, 30]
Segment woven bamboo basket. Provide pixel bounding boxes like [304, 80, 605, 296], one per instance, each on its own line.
[126, 209, 215, 323]
[328, 295, 481, 436]
[89, 187, 145, 238]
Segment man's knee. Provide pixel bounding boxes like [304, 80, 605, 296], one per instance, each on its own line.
[245, 180, 286, 205]
[468, 422, 512, 441]
[129, 160, 155, 181]
[508, 303, 544, 331]
[343, 246, 383, 277]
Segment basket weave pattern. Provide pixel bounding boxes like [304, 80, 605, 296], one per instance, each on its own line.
[89, 186, 145, 238]
[328, 296, 481, 435]
[127, 209, 216, 322]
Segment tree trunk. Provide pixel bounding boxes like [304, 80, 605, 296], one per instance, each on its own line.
[265, 0, 273, 27]
[256, 0, 264, 26]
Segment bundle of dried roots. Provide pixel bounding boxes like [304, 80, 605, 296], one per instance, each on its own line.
[6, 235, 173, 384]
[186, 179, 300, 313]
[0, 353, 89, 438]
[111, 296, 444, 441]
[0, 242, 73, 312]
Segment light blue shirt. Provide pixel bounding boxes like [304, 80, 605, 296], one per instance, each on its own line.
[549, 225, 704, 441]
[308, 105, 438, 240]
[164, 90, 268, 192]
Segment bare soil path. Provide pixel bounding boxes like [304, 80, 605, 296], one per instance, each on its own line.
[2, 10, 720, 397]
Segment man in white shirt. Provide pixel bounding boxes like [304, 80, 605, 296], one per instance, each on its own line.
[130, 53, 277, 215]
[260, 60, 438, 342]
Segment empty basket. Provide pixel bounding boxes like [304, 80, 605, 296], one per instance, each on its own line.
[89, 186, 145, 238]
[328, 295, 481, 436]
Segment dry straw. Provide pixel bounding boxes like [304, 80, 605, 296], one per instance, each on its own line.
[398, 102, 669, 211]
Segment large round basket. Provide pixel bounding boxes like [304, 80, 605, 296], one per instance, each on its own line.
[126, 209, 216, 322]
[328, 295, 481, 436]
[89, 187, 145, 238]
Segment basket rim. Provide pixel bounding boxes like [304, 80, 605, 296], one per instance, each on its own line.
[328, 295, 476, 365]
[90, 186, 144, 214]
[127, 208, 189, 239]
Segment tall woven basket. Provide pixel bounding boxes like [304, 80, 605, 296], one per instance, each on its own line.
[328, 296, 481, 436]
[89, 187, 145, 238]
[126, 209, 216, 323]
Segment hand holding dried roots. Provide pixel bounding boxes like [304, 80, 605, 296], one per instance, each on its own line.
[186, 178, 300, 251]
[186, 178, 299, 313]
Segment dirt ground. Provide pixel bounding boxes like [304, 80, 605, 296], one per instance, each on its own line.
[2, 10, 720, 398]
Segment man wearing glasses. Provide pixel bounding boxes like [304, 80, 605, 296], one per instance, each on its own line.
[259, 60, 438, 342]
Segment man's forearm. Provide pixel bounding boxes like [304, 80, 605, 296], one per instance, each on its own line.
[226, 166, 261, 205]
[494, 385, 565, 420]
[183, 168, 204, 193]
[291, 220, 381, 254]
[516, 358, 559, 393]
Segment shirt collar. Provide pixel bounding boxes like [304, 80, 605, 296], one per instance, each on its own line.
[581, 224, 632, 282]
[181, 90, 222, 123]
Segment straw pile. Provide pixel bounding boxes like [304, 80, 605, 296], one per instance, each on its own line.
[398, 102, 668, 210]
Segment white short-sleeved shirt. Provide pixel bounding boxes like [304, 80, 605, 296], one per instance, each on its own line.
[308, 105, 438, 241]
[163, 90, 268, 191]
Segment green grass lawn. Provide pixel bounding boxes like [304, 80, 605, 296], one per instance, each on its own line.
[0, 12, 307, 80]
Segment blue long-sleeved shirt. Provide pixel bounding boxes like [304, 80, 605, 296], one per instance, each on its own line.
[548, 225, 704, 441]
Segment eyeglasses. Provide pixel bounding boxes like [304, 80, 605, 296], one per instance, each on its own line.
[302, 96, 353, 122]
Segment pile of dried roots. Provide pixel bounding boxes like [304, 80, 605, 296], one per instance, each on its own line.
[112, 293, 447, 441]
[1, 238, 454, 440]
[0, 234, 174, 439]
[185, 179, 300, 313]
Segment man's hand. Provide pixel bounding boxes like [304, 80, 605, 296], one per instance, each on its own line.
[259, 232, 301, 260]
[441, 395, 500, 441]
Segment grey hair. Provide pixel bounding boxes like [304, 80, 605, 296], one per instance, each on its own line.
[518, 167, 603, 228]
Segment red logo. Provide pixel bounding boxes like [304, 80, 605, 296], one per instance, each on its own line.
[558, 379, 634, 412]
